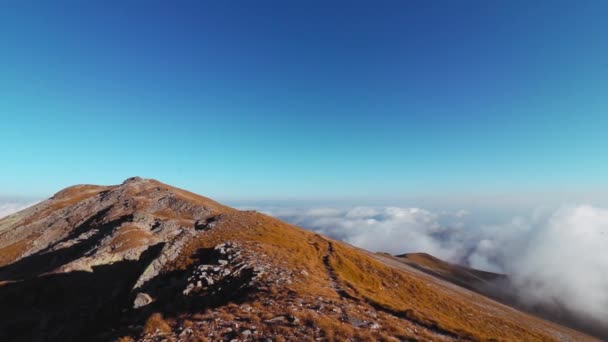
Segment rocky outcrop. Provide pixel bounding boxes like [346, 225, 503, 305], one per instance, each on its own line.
[182, 242, 261, 296]
[133, 229, 195, 289]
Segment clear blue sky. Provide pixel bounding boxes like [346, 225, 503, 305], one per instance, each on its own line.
[1, 1, 607, 200]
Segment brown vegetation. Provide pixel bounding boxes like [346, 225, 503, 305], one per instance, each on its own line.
[0, 239, 30, 266]
[143, 313, 172, 335]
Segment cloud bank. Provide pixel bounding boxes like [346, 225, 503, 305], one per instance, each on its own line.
[0, 199, 38, 219]
[264, 204, 608, 327]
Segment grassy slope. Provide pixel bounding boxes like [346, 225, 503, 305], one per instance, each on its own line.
[170, 207, 595, 341]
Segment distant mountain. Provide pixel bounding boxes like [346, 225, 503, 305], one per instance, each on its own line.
[0, 177, 598, 341]
[387, 253, 608, 340]
[389, 252, 506, 292]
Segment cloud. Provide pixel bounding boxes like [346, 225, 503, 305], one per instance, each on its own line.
[263, 204, 608, 326]
[266, 205, 469, 261]
[0, 199, 38, 219]
[506, 206, 608, 322]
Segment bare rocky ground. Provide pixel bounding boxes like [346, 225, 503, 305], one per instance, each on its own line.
[0, 178, 600, 342]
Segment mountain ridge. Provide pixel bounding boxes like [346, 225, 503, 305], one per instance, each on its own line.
[0, 177, 598, 341]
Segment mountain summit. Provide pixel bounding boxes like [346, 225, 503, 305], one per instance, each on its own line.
[0, 178, 597, 341]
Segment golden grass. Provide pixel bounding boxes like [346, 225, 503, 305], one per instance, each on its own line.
[108, 225, 154, 254]
[171, 210, 336, 297]
[152, 208, 180, 220]
[161, 207, 594, 341]
[295, 310, 358, 341]
[49, 185, 107, 211]
[143, 313, 172, 335]
[329, 242, 562, 341]
[18, 185, 107, 227]
[0, 239, 30, 266]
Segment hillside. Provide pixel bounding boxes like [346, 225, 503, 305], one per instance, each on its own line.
[0, 177, 598, 341]
[387, 253, 608, 340]
[386, 253, 506, 295]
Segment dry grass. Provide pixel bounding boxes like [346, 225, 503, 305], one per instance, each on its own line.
[49, 185, 107, 211]
[0, 239, 30, 266]
[172, 211, 333, 296]
[329, 242, 567, 341]
[108, 225, 154, 254]
[295, 310, 358, 341]
[17, 185, 107, 227]
[143, 313, 172, 335]
[162, 206, 595, 341]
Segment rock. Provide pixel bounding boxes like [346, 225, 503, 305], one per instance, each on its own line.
[204, 276, 214, 285]
[123, 176, 143, 184]
[183, 283, 195, 295]
[218, 259, 228, 265]
[265, 316, 287, 324]
[348, 317, 368, 328]
[133, 292, 153, 309]
[179, 327, 193, 337]
[133, 230, 195, 289]
[242, 329, 252, 336]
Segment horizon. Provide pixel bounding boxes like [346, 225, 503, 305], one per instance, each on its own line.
[4, 174, 608, 218]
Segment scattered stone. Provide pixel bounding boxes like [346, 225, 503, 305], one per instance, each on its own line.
[348, 317, 366, 328]
[133, 292, 153, 309]
[179, 327, 193, 337]
[265, 316, 287, 324]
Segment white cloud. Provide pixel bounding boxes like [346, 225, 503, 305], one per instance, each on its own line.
[0, 199, 38, 219]
[507, 206, 608, 322]
[268, 205, 468, 261]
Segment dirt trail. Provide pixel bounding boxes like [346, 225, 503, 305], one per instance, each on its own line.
[320, 238, 467, 341]
[322, 240, 358, 301]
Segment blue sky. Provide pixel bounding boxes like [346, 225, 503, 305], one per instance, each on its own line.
[1, 1, 607, 202]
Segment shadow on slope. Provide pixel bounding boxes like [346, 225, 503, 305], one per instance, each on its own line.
[0, 243, 164, 342]
[0, 208, 131, 281]
[98, 245, 265, 340]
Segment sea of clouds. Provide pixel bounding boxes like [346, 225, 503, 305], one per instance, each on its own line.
[260, 204, 608, 326]
[2, 195, 606, 328]
[0, 199, 39, 219]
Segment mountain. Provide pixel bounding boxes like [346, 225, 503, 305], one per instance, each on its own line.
[386, 253, 506, 294]
[389, 253, 608, 340]
[0, 177, 598, 341]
